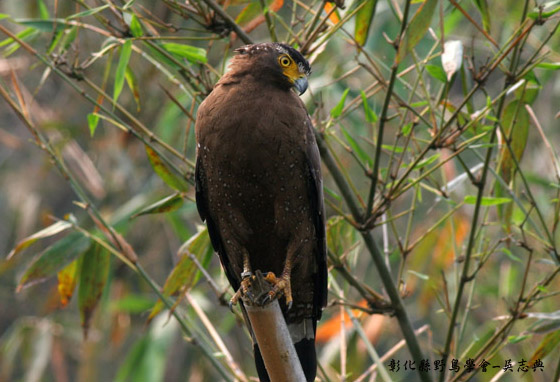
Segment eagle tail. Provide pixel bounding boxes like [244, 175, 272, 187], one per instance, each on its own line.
[253, 318, 317, 382]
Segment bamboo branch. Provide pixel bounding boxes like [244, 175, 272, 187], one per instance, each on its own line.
[315, 131, 432, 382]
[439, 2, 535, 380]
[365, 0, 413, 219]
[0, 81, 235, 381]
[242, 271, 305, 382]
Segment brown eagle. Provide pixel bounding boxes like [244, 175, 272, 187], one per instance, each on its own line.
[195, 42, 327, 381]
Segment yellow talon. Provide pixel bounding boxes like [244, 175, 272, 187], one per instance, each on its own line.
[263, 272, 293, 309]
[229, 274, 254, 308]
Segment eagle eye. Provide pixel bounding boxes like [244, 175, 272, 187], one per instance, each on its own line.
[279, 55, 292, 67]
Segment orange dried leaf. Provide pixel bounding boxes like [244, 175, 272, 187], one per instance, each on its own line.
[316, 311, 351, 343]
[57, 258, 79, 307]
[324, 3, 341, 24]
[316, 300, 368, 343]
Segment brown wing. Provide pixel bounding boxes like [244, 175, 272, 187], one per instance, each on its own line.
[304, 116, 328, 321]
[195, 156, 240, 292]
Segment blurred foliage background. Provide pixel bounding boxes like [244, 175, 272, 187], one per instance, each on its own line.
[1, 0, 560, 381]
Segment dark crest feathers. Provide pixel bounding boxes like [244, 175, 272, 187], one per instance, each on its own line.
[235, 42, 311, 76]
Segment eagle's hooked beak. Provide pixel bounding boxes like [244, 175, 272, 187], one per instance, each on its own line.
[294, 76, 308, 95]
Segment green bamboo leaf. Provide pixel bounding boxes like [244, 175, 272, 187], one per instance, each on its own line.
[514, 72, 541, 104]
[7, 220, 72, 260]
[145, 145, 189, 192]
[327, 216, 359, 257]
[501, 248, 522, 263]
[87, 113, 100, 137]
[110, 295, 156, 313]
[232, 0, 283, 28]
[381, 144, 406, 153]
[354, 0, 379, 46]
[463, 326, 496, 359]
[528, 311, 560, 334]
[496, 100, 530, 232]
[161, 43, 207, 64]
[123, 0, 138, 10]
[145, 43, 181, 70]
[14, 18, 67, 32]
[397, 0, 438, 62]
[410, 100, 429, 107]
[38, 0, 50, 19]
[124, 67, 141, 112]
[529, 330, 560, 366]
[132, 193, 184, 218]
[495, 179, 512, 231]
[17, 232, 90, 292]
[116, 315, 178, 382]
[536, 62, 560, 70]
[0, 27, 35, 48]
[412, 153, 440, 170]
[331, 88, 349, 118]
[360, 90, 378, 123]
[129, 14, 143, 37]
[1, 27, 40, 57]
[235, 2, 261, 26]
[66, 4, 110, 20]
[324, 186, 342, 202]
[78, 243, 110, 337]
[114, 40, 132, 106]
[147, 227, 212, 322]
[0, 13, 11, 20]
[60, 25, 78, 51]
[464, 195, 512, 206]
[47, 29, 64, 54]
[401, 122, 413, 136]
[472, 0, 491, 32]
[499, 100, 530, 182]
[508, 334, 531, 344]
[528, 1, 560, 19]
[425, 64, 447, 83]
[341, 126, 373, 167]
[408, 270, 429, 280]
[115, 336, 149, 382]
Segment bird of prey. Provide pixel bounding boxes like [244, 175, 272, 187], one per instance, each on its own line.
[195, 42, 327, 382]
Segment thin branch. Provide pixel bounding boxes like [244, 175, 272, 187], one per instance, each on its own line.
[201, 0, 254, 44]
[365, 0, 413, 220]
[316, 131, 432, 382]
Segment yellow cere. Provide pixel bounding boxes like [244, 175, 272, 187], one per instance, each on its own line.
[278, 54, 304, 83]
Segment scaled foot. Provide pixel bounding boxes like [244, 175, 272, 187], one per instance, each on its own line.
[262, 272, 293, 309]
[229, 272, 254, 309]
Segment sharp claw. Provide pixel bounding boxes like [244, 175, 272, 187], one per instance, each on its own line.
[286, 300, 293, 310]
[262, 294, 271, 306]
[228, 300, 234, 312]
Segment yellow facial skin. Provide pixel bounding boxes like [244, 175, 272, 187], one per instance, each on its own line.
[278, 53, 308, 95]
[278, 54, 305, 83]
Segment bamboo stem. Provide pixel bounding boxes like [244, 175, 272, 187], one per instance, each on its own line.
[242, 271, 305, 382]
